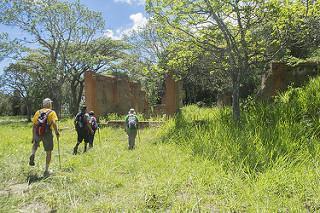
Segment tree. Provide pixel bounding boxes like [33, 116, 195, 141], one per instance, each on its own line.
[0, 33, 19, 62]
[0, 49, 70, 119]
[0, 0, 105, 114]
[123, 22, 171, 106]
[0, 92, 12, 115]
[64, 38, 128, 115]
[0, 33, 9, 61]
[161, 41, 231, 104]
[146, 0, 310, 120]
[0, 61, 34, 119]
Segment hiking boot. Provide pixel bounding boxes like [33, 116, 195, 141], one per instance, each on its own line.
[73, 146, 78, 155]
[29, 154, 35, 166]
[43, 170, 52, 178]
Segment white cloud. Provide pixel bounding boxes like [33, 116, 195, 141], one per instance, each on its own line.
[114, 0, 145, 5]
[127, 13, 148, 32]
[104, 13, 148, 40]
[104, 29, 122, 40]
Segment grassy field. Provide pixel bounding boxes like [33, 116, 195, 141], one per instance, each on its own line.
[0, 121, 234, 212]
[0, 119, 320, 212]
[2, 77, 320, 211]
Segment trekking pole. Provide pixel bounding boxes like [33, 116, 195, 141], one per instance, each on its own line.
[57, 136, 62, 169]
[57, 121, 62, 169]
[98, 127, 101, 144]
[138, 128, 141, 144]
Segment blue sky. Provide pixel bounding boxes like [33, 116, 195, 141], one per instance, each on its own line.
[0, 0, 147, 72]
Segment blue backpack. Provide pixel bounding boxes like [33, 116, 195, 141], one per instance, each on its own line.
[128, 115, 138, 129]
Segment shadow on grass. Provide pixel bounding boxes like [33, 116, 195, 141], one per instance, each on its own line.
[26, 172, 60, 185]
[27, 173, 44, 185]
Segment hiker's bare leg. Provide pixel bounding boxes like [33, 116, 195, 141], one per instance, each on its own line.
[31, 141, 38, 155]
[45, 151, 51, 172]
[29, 141, 39, 166]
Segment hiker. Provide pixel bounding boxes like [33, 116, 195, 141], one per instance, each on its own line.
[73, 105, 93, 154]
[88, 111, 98, 148]
[29, 98, 60, 177]
[125, 108, 139, 150]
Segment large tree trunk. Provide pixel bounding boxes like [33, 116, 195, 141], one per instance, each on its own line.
[70, 77, 84, 116]
[232, 71, 241, 121]
[51, 84, 63, 118]
[52, 96, 61, 118]
[70, 79, 79, 116]
[25, 99, 32, 122]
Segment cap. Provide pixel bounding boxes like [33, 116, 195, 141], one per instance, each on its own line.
[42, 98, 53, 107]
[128, 108, 135, 114]
[89, 111, 94, 115]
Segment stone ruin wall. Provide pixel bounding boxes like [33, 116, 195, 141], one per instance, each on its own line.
[84, 71, 148, 117]
[216, 62, 320, 105]
[258, 62, 320, 100]
[84, 62, 320, 114]
[84, 71, 184, 117]
[153, 74, 185, 115]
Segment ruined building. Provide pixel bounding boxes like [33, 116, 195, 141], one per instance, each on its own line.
[258, 62, 320, 100]
[84, 71, 184, 117]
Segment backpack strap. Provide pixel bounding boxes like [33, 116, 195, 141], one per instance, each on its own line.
[76, 113, 83, 121]
[45, 110, 53, 125]
[46, 110, 52, 115]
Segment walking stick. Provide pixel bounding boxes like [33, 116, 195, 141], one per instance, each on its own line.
[57, 136, 61, 169]
[98, 127, 101, 144]
[57, 121, 61, 169]
[138, 128, 141, 144]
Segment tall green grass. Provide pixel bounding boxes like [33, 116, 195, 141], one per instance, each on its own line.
[99, 113, 166, 123]
[2, 77, 320, 211]
[159, 76, 320, 173]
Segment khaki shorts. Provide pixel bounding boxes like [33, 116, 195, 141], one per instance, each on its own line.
[34, 130, 54, 151]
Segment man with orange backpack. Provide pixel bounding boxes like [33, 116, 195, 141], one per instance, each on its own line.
[29, 98, 60, 177]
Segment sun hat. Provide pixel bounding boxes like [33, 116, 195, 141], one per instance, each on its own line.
[42, 98, 53, 107]
[128, 108, 135, 115]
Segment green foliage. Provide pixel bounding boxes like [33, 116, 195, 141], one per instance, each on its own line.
[0, 93, 12, 115]
[146, 0, 297, 119]
[1, 114, 320, 211]
[3, 73, 320, 209]
[160, 76, 320, 174]
[0, 33, 18, 61]
[0, 0, 108, 115]
[123, 22, 169, 106]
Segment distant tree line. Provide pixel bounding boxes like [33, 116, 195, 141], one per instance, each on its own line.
[0, 0, 319, 121]
[0, 0, 128, 118]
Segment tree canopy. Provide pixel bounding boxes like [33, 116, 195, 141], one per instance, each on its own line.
[0, 0, 319, 119]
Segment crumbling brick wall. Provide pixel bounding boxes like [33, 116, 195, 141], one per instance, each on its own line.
[161, 74, 184, 115]
[258, 62, 320, 100]
[84, 71, 149, 117]
[85, 71, 185, 117]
